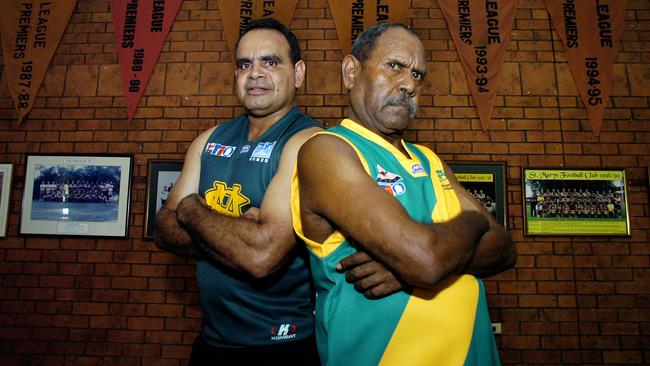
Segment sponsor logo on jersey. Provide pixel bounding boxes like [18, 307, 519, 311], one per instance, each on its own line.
[376, 164, 406, 196]
[249, 141, 276, 163]
[204, 181, 250, 217]
[436, 169, 454, 190]
[205, 142, 236, 157]
[411, 163, 425, 175]
[270, 323, 297, 341]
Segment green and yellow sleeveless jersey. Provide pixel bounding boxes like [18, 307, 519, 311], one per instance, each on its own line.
[291, 119, 501, 366]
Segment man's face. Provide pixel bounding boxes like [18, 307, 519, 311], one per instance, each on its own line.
[346, 28, 426, 137]
[235, 29, 302, 117]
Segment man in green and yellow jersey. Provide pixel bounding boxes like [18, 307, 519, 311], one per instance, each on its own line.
[291, 23, 517, 366]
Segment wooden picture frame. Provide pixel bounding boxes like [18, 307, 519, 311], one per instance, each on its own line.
[0, 163, 13, 237]
[448, 161, 508, 227]
[143, 159, 183, 240]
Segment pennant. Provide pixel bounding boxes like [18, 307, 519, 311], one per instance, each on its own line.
[0, 0, 77, 123]
[109, 0, 182, 121]
[217, 0, 299, 57]
[328, 0, 410, 55]
[439, 0, 517, 131]
[545, 0, 626, 136]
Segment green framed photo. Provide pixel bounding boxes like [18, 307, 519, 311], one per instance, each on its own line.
[143, 159, 183, 240]
[448, 161, 507, 227]
[522, 168, 630, 236]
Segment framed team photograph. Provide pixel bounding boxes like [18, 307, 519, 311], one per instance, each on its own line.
[0, 163, 14, 237]
[522, 168, 630, 236]
[448, 161, 507, 227]
[143, 159, 183, 240]
[20, 154, 132, 238]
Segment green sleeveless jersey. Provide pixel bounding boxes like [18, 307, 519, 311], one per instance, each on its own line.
[291, 119, 501, 365]
[197, 107, 319, 347]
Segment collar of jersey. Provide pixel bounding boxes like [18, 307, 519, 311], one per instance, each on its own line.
[243, 106, 299, 143]
[340, 119, 424, 168]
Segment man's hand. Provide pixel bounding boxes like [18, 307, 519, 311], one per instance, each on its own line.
[243, 207, 261, 221]
[337, 251, 405, 299]
[153, 208, 202, 259]
[176, 193, 206, 225]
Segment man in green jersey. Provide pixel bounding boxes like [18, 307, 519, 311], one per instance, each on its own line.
[153, 19, 323, 365]
[292, 23, 517, 365]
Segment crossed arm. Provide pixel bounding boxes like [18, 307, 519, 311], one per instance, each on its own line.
[153, 126, 322, 278]
[296, 134, 516, 295]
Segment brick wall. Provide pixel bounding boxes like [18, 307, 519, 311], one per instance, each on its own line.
[0, 0, 648, 365]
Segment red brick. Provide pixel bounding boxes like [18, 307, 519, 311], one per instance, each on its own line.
[128, 317, 164, 330]
[161, 344, 192, 358]
[146, 304, 183, 318]
[107, 330, 144, 343]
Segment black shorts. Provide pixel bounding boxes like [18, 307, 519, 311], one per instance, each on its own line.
[189, 334, 321, 366]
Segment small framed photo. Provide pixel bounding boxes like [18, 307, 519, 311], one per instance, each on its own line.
[0, 164, 13, 237]
[448, 161, 507, 227]
[144, 159, 183, 240]
[522, 168, 630, 236]
[20, 154, 133, 238]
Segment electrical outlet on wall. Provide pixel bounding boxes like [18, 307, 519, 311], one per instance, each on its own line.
[492, 323, 502, 334]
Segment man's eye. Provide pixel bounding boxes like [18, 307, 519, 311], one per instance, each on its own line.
[240, 63, 252, 70]
[266, 60, 277, 67]
[412, 71, 423, 80]
[388, 62, 399, 70]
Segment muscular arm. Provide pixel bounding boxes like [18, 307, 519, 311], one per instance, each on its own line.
[152, 128, 215, 260]
[298, 134, 491, 289]
[175, 127, 322, 279]
[442, 162, 516, 278]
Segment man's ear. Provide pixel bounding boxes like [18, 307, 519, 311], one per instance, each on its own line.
[294, 60, 306, 88]
[342, 55, 360, 90]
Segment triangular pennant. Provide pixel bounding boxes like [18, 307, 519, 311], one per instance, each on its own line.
[545, 0, 626, 136]
[440, 0, 517, 131]
[328, 0, 411, 55]
[217, 0, 299, 58]
[0, 0, 77, 123]
[109, 0, 182, 121]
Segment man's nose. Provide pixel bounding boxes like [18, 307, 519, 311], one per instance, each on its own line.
[399, 72, 416, 96]
[248, 62, 264, 79]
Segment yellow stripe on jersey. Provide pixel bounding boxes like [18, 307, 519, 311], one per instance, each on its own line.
[379, 275, 479, 366]
[414, 144, 463, 222]
[290, 131, 370, 259]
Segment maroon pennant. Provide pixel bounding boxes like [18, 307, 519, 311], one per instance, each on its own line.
[109, 0, 182, 121]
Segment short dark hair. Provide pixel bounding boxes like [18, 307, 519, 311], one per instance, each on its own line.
[350, 22, 418, 63]
[237, 18, 301, 65]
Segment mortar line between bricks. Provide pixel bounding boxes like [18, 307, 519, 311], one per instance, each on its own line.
[549, 15, 583, 364]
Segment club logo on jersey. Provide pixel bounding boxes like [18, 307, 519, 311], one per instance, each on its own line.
[270, 323, 297, 341]
[249, 141, 276, 163]
[240, 144, 251, 154]
[436, 169, 454, 190]
[376, 164, 406, 196]
[204, 181, 251, 217]
[205, 143, 236, 157]
[411, 163, 425, 175]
